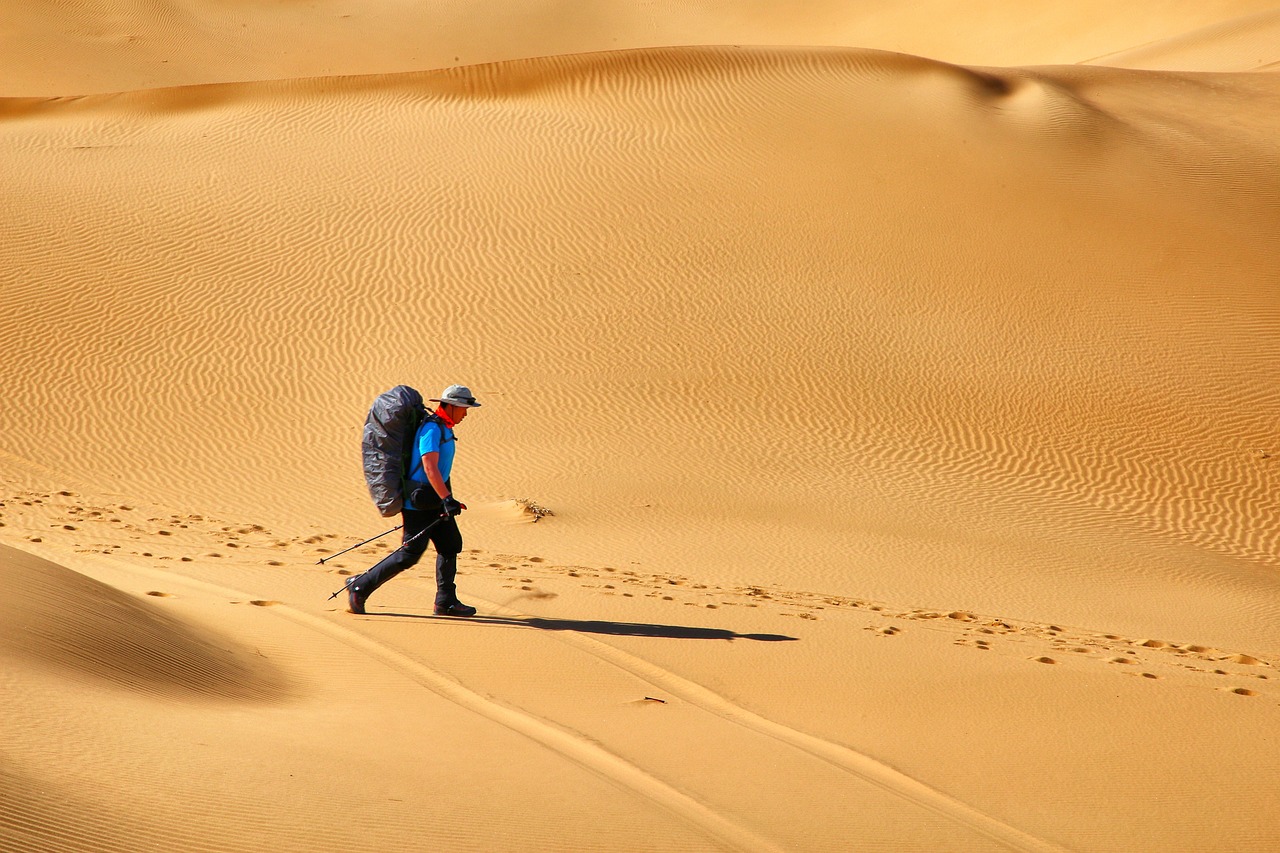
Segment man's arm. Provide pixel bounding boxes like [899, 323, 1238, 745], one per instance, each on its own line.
[420, 451, 450, 500]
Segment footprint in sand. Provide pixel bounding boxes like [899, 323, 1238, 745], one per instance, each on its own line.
[145, 591, 175, 597]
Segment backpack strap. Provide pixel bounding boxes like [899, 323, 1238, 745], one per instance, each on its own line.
[399, 414, 456, 509]
[398, 406, 426, 495]
[422, 413, 457, 444]
[400, 413, 453, 483]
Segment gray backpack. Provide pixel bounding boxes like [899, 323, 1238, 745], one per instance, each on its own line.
[361, 385, 428, 516]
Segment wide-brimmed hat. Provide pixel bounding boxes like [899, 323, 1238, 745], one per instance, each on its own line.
[431, 384, 482, 407]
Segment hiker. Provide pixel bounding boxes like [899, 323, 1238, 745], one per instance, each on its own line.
[345, 384, 482, 616]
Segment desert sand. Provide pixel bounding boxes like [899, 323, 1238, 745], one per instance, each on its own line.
[2, 3, 1278, 851]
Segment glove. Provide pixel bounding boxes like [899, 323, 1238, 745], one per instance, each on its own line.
[442, 495, 466, 516]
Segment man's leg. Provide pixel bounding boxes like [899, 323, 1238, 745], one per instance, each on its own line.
[434, 552, 458, 606]
[428, 517, 474, 614]
[346, 510, 433, 612]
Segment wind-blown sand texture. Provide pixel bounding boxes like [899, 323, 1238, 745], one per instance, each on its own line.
[2, 3, 1278, 852]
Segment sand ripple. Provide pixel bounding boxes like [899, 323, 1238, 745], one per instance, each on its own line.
[1, 44, 1276, 622]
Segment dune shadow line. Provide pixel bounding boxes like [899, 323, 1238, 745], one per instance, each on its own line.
[375, 611, 797, 642]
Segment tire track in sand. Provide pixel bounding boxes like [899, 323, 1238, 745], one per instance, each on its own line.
[15, 489, 1061, 852]
[468, 594, 1073, 853]
[79, 558, 779, 853]
[284, 605, 783, 853]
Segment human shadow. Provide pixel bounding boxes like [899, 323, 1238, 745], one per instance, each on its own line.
[374, 611, 797, 642]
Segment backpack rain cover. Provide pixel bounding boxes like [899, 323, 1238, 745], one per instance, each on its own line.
[362, 385, 427, 517]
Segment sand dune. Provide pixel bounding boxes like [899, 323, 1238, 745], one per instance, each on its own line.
[5, 0, 1280, 96]
[3, 8, 1280, 853]
[0, 544, 289, 700]
[6, 485, 1277, 852]
[3, 48, 1276, 627]
[0, 537, 749, 852]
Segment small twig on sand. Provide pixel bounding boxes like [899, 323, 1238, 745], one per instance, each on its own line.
[516, 498, 554, 523]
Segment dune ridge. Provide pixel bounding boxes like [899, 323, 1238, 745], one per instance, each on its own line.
[4, 0, 1280, 96]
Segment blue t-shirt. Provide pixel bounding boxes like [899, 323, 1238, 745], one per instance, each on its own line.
[404, 418, 455, 509]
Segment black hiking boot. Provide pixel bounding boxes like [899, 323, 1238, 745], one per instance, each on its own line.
[434, 601, 477, 617]
[346, 576, 367, 615]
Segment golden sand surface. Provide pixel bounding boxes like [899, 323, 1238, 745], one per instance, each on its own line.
[2, 4, 1278, 852]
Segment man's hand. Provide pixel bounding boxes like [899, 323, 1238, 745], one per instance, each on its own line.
[442, 495, 466, 516]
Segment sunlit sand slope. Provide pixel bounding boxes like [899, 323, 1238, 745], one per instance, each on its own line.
[5, 0, 1280, 94]
[2, 49, 1276, 644]
[0, 542, 730, 852]
[1085, 8, 1280, 71]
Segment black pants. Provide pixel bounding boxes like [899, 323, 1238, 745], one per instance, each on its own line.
[350, 509, 463, 607]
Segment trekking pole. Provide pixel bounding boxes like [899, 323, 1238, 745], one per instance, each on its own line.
[397, 513, 451, 551]
[317, 525, 403, 565]
[326, 513, 452, 599]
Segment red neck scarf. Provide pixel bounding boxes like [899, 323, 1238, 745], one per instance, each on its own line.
[434, 406, 457, 429]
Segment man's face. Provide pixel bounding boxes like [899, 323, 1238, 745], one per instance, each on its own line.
[448, 404, 470, 424]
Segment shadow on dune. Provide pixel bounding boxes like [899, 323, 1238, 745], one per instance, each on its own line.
[0, 544, 295, 702]
[374, 611, 797, 642]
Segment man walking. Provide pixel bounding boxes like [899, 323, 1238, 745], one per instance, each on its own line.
[345, 384, 481, 616]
